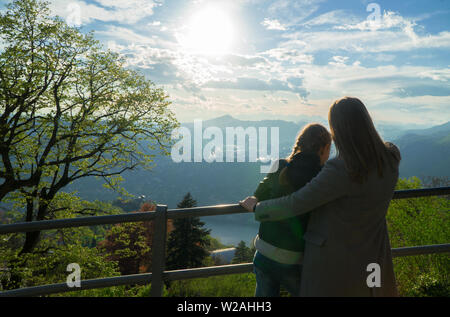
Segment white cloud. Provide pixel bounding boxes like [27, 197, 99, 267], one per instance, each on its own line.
[210, 54, 269, 69]
[263, 48, 314, 64]
[302, 10, 359, 27]
[202, 76, 309, 99]
[418, 69, 450, 82]
[261, 18, 286, 31]
[98, 26, 158, 44]
[334, 11, 411, 31]
[329, 56, 349, 66]
[48, 0, 159, 25]
[372, 54, 396, 62]
[168, 55, 450, 124]
[268, 0, 326, 25]
[270, 10, 449, 54]
[295, 61, 450, 121]
[281, 27, 450, 53]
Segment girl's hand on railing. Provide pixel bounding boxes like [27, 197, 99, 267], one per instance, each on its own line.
[239, 196, 258, 212]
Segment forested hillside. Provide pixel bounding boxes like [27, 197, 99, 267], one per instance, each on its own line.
[61, 116, 450, 245]
[395, 122, 450, 177]
[66, 116, 450, 207]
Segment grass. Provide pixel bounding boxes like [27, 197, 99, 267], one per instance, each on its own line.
[163, 273, 256, 297]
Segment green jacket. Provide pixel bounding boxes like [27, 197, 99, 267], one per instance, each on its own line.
[254, 152, 323, 252]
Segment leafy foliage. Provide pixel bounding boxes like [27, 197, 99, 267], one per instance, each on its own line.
[387, 177, 450, 296]
[0, 193, 122, 290]
[205, 236, 233, 252]
[97, 201, 173, 275]
[231, 240, 254, 264]
[0, 0, 178, 253]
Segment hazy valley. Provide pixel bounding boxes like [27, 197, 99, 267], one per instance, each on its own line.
[66, 116, 450, 245]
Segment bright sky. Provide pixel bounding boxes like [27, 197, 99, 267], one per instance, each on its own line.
[11, 0, 450, 125]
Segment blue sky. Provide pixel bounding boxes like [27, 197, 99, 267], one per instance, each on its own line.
[4, 0, 450, 125]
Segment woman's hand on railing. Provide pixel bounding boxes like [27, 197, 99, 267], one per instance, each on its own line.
[239, 196, 258, 212]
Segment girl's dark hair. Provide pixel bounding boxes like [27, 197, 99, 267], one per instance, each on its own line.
[328, 96, 392, 183]
[287, 123, 331, 162]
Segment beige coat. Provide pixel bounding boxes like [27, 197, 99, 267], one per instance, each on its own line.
[255, 143, 401, 297]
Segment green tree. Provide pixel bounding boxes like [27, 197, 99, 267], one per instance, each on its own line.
[205, 236, 232, 252]
[166, 193, 211, 270]
[0, 192, 122, 290]
[98, 202, 157, 275]
[231, 240, 254, 264]
[0, 0, 178, 254]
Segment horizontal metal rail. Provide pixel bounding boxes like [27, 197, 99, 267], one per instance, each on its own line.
[0, 272, 154, 297]
[391, 243, 450, 257]
[164, 263, 254, 281]
[1, 187, 449, 235]
[167, 203, 250, 219]
[0, 263, 255, 297]
[2, 243, 450, 297]
[0, 211, 156, 234]
[1, 186, 449, 297]
[392, 186, 450, 199]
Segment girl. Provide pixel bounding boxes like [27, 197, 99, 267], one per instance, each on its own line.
[252, 123, 331, 297]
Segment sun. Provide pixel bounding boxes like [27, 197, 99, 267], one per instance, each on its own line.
[180, 6, 234, 55]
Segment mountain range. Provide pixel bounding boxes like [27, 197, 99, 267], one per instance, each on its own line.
[65, 116, 450, 245]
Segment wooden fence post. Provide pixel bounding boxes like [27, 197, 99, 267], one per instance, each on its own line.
[150, 204, 168, 297]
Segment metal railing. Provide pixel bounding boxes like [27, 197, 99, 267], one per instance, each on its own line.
[0, 187, 449, 297]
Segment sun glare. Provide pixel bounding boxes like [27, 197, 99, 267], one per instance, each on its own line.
[180, 6, 234, 55]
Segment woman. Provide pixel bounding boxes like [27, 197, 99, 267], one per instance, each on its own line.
[252, 124, 331, 297]
[240, 97, 401, 297]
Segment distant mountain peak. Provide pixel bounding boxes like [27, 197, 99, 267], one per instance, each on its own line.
[403, 120, 450, 137]
[215, 114, 235, 120]
[203, 114, 241, 125]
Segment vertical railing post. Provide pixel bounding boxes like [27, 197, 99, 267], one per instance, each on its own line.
[150, 204, 168, 297]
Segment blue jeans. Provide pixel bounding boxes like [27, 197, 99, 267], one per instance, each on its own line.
[253, 252, 302, 297]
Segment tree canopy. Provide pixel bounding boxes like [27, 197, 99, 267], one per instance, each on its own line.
[0, 0, 178, 253]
